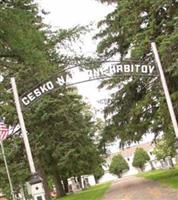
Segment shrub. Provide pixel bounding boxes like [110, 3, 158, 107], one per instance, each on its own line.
[109, 154, 129, 177]
[132, 148, 150, 171]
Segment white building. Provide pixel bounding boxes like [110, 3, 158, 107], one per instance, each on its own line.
[99, 142, 176, 183]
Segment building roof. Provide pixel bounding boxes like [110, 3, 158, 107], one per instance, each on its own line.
[107, 142, 154, 162]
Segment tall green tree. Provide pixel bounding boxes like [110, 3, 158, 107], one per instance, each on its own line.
[27, 89, 102, 196]
[0, 0, 100, 198]
[0, 0, 52, 197]
[95, 0, 178, 147]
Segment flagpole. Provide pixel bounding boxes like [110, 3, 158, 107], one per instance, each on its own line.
[10, 77, 36, 174]
[11, 77, 46, 200]
[0, 141, 16, 200]
[151, 42, 178, 138]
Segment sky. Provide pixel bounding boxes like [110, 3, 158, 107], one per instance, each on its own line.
[36, 0, 113, 28]
[35, 0, 115, 116]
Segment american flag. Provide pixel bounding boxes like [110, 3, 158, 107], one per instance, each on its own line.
[0, 120, 9, 141]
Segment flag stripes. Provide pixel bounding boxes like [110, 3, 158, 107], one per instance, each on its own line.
[0, 121, 9, 141]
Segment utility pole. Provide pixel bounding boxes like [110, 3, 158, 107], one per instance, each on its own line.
[11, 77, 46, 200]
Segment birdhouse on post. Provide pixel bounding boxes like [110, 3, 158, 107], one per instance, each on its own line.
[28, 173, 46, 200]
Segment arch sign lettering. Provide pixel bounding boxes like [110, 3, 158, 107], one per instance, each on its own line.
[20, 61, 158, 108]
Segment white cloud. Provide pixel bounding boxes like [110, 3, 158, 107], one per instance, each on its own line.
[36, 0, 114, 28]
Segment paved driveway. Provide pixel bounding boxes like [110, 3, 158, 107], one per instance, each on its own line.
[102, 176, 178, 200]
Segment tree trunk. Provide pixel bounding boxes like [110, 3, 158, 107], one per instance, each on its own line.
[163, 158, 168, 168]
[160, 160, 164, 168]
[168, 157, 174, 168]
[53, 168, 65, 197]
[94, 176, 99, 184]
[117, 173, 122, 178]
[175, 154, 178, 163]
[149, 161, 155, 170]
[140, 166, 144, 172]
[77, 176, 82, 189]
[37, 166, 51, 200]
[63, 178, 69, 193]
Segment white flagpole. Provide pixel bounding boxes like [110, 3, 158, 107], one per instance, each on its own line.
[11, 77, 46, 200]
[151, 42, 178, 138]
[0, 141, 16, 200]
[10, 77, 36, 174]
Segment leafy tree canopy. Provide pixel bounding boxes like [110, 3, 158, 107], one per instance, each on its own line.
[95, 0, 178, 147]
[153, 131, 176, 161]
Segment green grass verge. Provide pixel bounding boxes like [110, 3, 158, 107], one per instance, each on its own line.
[139, 165, 178, 188]
[57, 182, 111, 200]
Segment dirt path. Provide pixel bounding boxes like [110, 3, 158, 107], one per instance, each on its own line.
[102, 176, 178, 200]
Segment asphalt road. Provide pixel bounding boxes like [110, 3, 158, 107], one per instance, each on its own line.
[102, 176, 178, 200]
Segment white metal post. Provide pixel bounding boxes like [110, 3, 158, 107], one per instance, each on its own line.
[151, 42, 178, 138]
[11, 77, 46, 200]
[10, 77, 36, 174]
[0, 141, 16, 200]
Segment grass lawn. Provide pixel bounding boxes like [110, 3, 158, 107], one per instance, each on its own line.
[139, 165, 178, 188]
[57, 182, 111, 200]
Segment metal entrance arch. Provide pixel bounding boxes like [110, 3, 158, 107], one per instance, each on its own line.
[19, 60, 158, 108]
